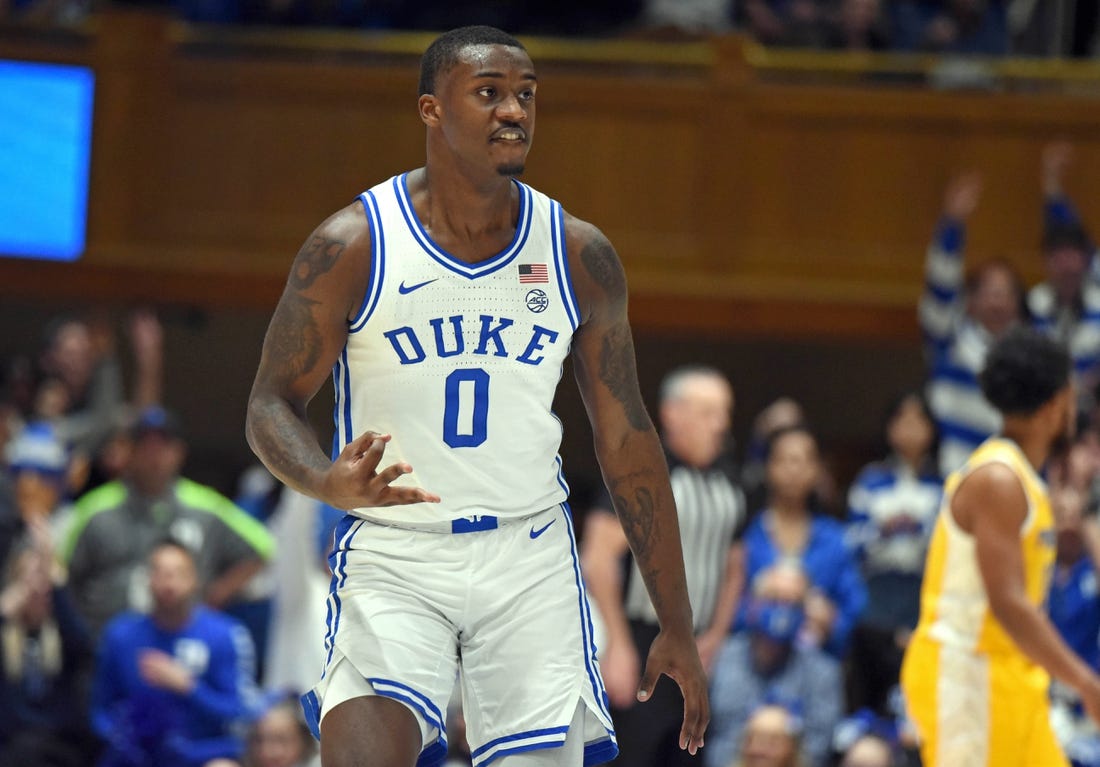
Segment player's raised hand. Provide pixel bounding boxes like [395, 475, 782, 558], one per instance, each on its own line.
[322, 431, 441, 510]
[636, 628, 709, 756]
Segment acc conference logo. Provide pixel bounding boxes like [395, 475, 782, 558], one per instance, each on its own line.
[525, 289, 549, 313]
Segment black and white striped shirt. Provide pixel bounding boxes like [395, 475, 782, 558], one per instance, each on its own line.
[620, 457, 748, 634]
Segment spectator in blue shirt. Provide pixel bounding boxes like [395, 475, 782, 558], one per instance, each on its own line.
[708, 561, 842, 767]
[845, 391, 943, 714]
[1049, 458, 1100, 672]
[738, 425, 867, 658]
[91, 538, 261, 767]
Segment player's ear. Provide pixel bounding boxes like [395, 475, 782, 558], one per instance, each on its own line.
[419, 94, 441, 127]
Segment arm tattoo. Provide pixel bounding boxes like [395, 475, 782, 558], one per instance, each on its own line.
[600, 326, 650, 430]
[268, 291, 323, 385]
[579, 235, 626, 303]
[613, 486, 656, 559]
[290, 235, 345, 291]
[613, 485, 666, 611]
[580, 235, 650, 431]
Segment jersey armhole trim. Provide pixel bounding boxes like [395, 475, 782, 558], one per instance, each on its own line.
[944, 456, 1036, 539]
[349, 190, 384, 332]
[551, 200, 580, 331]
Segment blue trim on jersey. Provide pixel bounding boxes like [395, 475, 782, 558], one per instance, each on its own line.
[330, 357, 344, 453]
[350, 190, 386, 332]
[561, 503, 614, 724]
[471, 726, 570, 767]
[321, 516, 362, 676]
[300, 689, 322, 740]
[417, 741, 448, 767]
[366, 678, 449, 767]
[329, 350, 353, 451]
[551, 200, 580, 331]
[584, 736, 619, 766]
[367, 677, 447, 733]
[393, 173, 532, 279]
[340, 348, 353, 448]
[554, 455, 571, 497]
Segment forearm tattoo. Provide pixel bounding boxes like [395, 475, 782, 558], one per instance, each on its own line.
[613, 485, 656, 559]
[580, 235, 650, 431]
[613, 482, 667, 612]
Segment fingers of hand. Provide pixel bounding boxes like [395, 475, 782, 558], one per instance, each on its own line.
[346, 431, 389, 459]
[680, 691, 709, 754]
[375, 462, 412, 487]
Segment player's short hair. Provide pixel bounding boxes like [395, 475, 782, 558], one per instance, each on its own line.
[418, 25, 526, 96]
[979, 327, 1072, 416]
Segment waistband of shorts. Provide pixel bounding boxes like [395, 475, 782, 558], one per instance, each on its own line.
[350, 506, 560, 535]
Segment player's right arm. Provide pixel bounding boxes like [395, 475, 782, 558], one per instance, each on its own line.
[960, 463, 1100, 720]
[246, 205, 438, 510]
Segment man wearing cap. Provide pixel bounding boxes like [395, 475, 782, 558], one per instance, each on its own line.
[62, 406, 275, 639]
[1, 422, 74, 569]
[706, 562, 843, 767]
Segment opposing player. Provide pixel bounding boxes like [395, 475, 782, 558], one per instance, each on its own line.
[245, 25, 708, 767]
[900, 326, 1100, 766]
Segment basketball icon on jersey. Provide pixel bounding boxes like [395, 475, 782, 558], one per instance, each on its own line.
[526, 289, 549, 313]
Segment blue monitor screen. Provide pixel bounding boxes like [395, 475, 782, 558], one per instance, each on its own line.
[0, 60, 94, 262]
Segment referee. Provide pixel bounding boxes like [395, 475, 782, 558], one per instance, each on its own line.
[582, 365, 748, 767]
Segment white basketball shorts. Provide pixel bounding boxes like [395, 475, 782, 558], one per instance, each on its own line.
[301, 503, 617, 767]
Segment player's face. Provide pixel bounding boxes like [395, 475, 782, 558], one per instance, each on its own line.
[433, 44, 536, 177]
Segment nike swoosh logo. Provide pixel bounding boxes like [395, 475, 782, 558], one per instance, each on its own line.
[398, 278, 439, 295]
[530, 520, 555, 539]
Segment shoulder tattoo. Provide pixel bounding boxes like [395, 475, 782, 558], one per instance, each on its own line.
[290, 235, 346, 291]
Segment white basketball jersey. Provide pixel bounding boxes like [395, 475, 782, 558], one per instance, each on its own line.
[334, 173, 580, 525]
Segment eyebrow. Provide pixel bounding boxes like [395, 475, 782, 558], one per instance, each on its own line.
[472, 70, 538, 82]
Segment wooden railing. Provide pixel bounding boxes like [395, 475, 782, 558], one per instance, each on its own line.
[4, 11, 1100, 341]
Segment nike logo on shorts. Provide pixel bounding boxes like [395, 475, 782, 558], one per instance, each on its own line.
[398, 278, 439, 295]
[529, 520, 555, 539]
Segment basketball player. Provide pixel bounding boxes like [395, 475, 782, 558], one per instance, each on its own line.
[245, 25, 708, 767]
[900, 326, 1100, 766]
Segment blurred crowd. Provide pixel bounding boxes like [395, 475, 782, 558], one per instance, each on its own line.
[5, 142, 1100, 767]
[1, 0, 1098, 59]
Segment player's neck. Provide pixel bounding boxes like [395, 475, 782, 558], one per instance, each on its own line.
[412, 166, 518, 259]
[1000, 422, 1051, 472]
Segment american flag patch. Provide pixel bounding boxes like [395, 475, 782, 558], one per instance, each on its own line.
[519, 263, 549, 283]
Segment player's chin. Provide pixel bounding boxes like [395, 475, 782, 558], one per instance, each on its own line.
[496, 162, 525, 177]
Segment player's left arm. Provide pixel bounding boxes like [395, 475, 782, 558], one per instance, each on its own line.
[565, 213, 708, 754]
[964, 464, 1100, 700]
